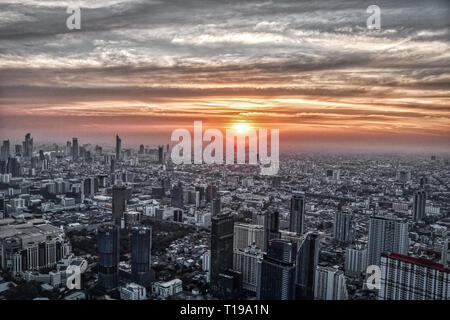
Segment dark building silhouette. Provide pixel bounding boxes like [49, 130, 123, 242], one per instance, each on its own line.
[22, 133, 33, 158]
[259, 239, 297, 300]
[290, 192, 306, 235]
[210, 214, 234, 287]
[97, 225, 120, 290]
[173, 209, 183, 222]
[1, 140, 10, 161]
[158, 145, 164, 164]
[72, 137, 79, 161]
[171, 183, 184, 208]
[264, 210, 281, 252]
[413, 190, 426, 222]
[211, 197, 221, 216]
[131, 226, 153, 287]
[295, 231, 320, 300]
[205, 185, 217, 202]
[112, 185, 127, 227]
[7, 157, 21, 177]
[116, 134, 121, 161]
[215, 269, 243, 300]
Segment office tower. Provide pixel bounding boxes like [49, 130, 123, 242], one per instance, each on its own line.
[158, 145, 163, 164]
[233, 245, 263, 294]
[264, 210, 281, 252]
[97, 225, 120, 290]
[258, 239, 297, 300]
[0, 195, 5, 218]
[65, 141, 71, 157]
[314, 266, 348, 300]
[14, 144, 21, 156]
[112, 185, 127, 227]
[211, 197, 221, 216]
[233, 223, 265, 251]
[367, 216, 409, 267]
[413, 190, 426, 222]
[139, 144, 144, 154]
[210, 214, 234, 285]
[22, 133, 33, 158]
[344, 247, 368, 277]
[72, 137, 79, 161]
[110, 158, 115, 174]
[379, 252, 450, 300]
[442, 234, 448, 268]
[173, 209, 183, 222]
[7, 157, 21, 177]
[215, 269, 243, 300]
[1, 140, 10, 161]
[116, 134, 121, 161]
[333, 211, 354, 245]
[131, 226, 153, 287]
[205, 185, 217, 202]
[290, 192, 306, 235]
[295, 231, 320, 300]
[171, 183, 183, 208]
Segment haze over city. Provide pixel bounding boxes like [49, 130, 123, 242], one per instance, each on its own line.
[0, 0, 449, 152]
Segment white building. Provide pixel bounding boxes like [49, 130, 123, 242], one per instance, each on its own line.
[345, 247, 367, 277]
[379, 252, 450, 300]
[314, 266, 348, 300]
[121, 283, 147, 300]
[233, 223, 265, 251]
[233, 245, 263, 294]
[152, 279, 182, 298]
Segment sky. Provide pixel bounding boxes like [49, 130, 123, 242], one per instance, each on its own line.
[0, 0, 449, 152]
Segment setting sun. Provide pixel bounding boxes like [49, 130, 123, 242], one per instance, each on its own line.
[233, 122, 252, 134]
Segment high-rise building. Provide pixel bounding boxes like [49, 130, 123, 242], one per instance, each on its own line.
[295, 231, 320, 300]
[233, 245, 263, 294]
[131, 226, 153, 287]
[173, 209, 183, 222]
[314, 266, 348, 300]
[413, 190, 426, 222]
[344, 247, 368, 277]
[66, 141, 72, 157]
[258, 239, 297, 300]
[264, 210, 280, 252]
[333, 211, 354, 244]
[22, 133, 33, 159]
[171, 183, 183, 208]
[1, 140, 10, 161]
[72, 137, 79, 161]
[205, 185, 217, 202]
[290, 192, 305, 235]
[210, 214, 234, 286]
[116, 134, 122, 161]
[112, 186, 127, 227]
[367, 216, 409, 267]
[158, 145, 163, 164]
[379, 252, 450, 300]
[233, 223, 265, 251]
[97, 225, 120, 290]
[211, 197, 221, 216]
[14, 144, 22, 156]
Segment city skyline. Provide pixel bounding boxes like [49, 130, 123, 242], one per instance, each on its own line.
[0, 0, 449, 152]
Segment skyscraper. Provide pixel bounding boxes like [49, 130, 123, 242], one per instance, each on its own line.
[210, 214, 234, 286]
[72, 137, 79, 161]
[97, 225, 120, 290]
[211, 197, 221, 216]
[290, 192, 306, 235]
[158, 145, 163, 164]
[233, 223, 265, 251]
[379, 252, 450, 300]
[205, 185, 217, 202]
[112, 185, 127, 227]
[333, 211, 354, 245]
[22, 133, 33, 158]
[345, 247, 368, 277]
[66, 141, 72, 157]
[264, 210, 280, 252]
[367, 216, 409, 267]
[258, 239, 297, 300]
[295, 231, 320, 300]
[116, 134, 122, 161]
[1, 140, 10, 161]
[314, 266, 348, 300]
[171, 183, 184, 208]
[413, 190, 426, 222]
[233, 245, 263, 295]
[131, 226, 153, 287]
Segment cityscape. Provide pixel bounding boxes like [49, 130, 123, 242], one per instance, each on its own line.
[0, 0, 449, 306]
[0, 133, 448, 300]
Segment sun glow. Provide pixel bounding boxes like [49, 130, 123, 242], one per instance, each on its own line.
[233, 122, 252, 133]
